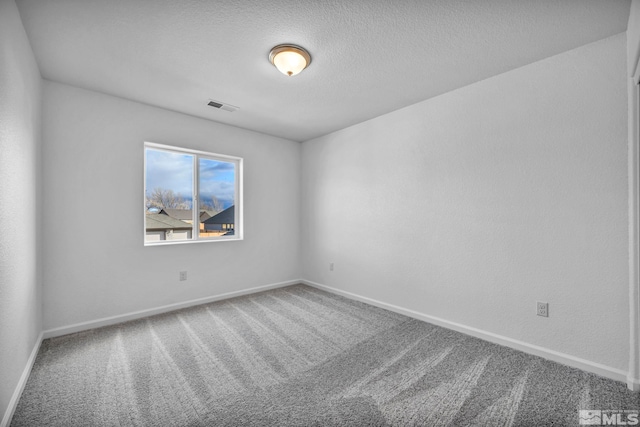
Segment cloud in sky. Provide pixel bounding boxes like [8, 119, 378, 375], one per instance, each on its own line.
[146, 149, 193, 197]
[199, 157, 235, 205]
[145, 148, 235, 207]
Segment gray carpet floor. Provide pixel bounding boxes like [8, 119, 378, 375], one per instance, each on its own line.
[11, 284, 639, 426]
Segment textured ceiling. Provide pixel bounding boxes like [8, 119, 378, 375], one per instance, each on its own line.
[16, 0, 631, 142]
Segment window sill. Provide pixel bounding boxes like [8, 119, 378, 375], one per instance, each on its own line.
[144, 236, 243, 246]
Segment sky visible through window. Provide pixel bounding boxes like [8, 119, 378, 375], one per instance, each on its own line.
[145, 149, 235, 210]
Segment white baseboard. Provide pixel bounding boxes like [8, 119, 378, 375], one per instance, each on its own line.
[628, 375, 640, 392]
[1, 331, 43, 427]
[43, 280, 300, 339]
[302, 279, 629, 385]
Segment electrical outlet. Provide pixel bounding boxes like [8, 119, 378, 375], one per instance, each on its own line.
[179, 271, 187, 281]
[329, 263, 334, 271]
[537, 301, 548, 317]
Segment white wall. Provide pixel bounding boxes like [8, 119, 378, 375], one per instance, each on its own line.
[0, 0, 42, 423]
[42, 81, 301, 330]
[301, 33, 629, 372]
[627, 0, 640, 390]
[629, 0, 640, 78]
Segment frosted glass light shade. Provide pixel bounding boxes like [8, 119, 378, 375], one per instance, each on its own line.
[269, 45, 311, 77]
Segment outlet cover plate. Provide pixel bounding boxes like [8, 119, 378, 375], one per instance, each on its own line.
[537, 301, 548, 317]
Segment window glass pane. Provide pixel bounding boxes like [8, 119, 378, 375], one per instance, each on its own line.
[145, 148, 194, 242]
[199, 158, 236, 238]
[143, 143, 241, 245]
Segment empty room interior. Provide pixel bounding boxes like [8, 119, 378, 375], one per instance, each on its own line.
[2, 0, 640, 425]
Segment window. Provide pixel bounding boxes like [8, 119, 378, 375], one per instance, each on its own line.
[144, 142, 242, 244]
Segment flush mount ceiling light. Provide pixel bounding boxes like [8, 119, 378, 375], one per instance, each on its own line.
[269, 44, 311, 77]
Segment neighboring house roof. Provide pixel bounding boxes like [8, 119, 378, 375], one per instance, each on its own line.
[161, 208, 223, 222]
[203, 205, 235, 225]
[145, 214, 192, 230]
[160, 208, 192, 220]
[199, 210, 218, 222]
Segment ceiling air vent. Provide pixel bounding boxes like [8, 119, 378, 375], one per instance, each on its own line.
[207, 99, 239, 113]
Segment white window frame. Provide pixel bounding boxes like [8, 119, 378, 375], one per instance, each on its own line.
[144, 141, 243, 245]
